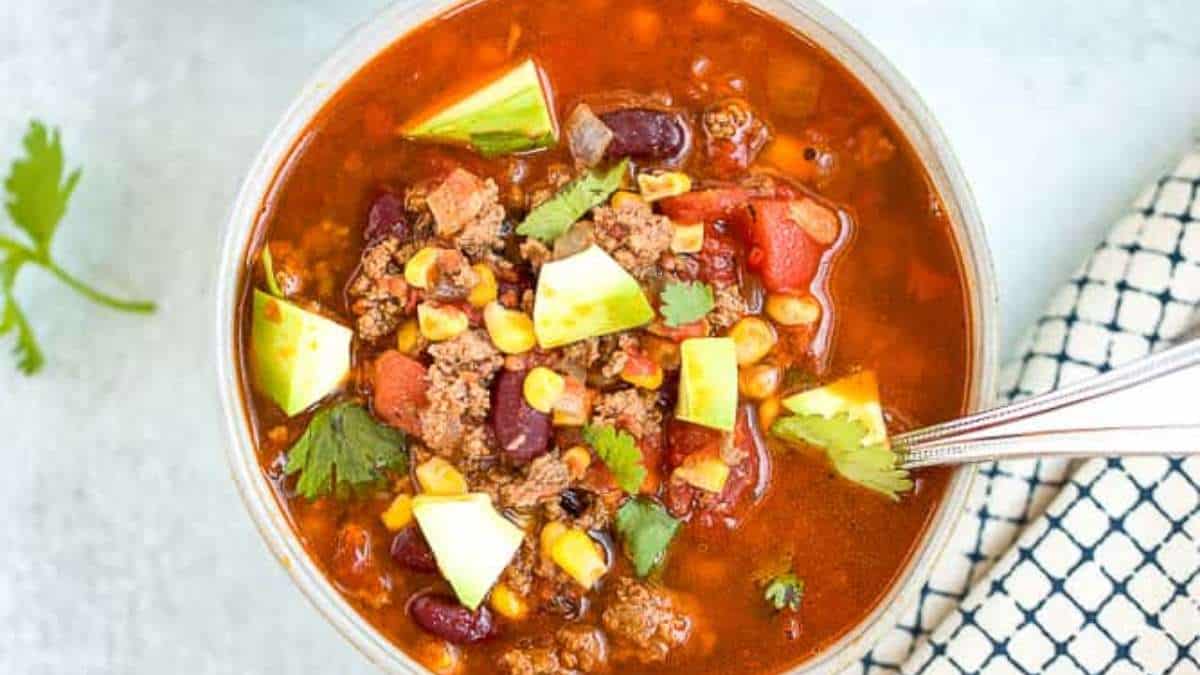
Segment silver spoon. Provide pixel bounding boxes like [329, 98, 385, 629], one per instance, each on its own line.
[897, 325, 1200, 469]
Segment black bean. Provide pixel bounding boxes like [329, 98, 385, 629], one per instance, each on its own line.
[600, 108, 689, 162]
[559, 488, 593, 518]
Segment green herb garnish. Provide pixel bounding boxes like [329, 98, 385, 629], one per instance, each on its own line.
[285, 402, 408, 500]
[615, 497, 681, 577]
[1, 120, 155, 374]
[517, 159, 629, 243]
[763, 573, 805, 612]
[659, 280, 715, 327]
[771, 413, 912, 500]
[582, 423, 646, 494]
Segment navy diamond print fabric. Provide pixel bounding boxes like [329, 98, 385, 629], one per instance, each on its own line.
[853, 144, 1200, 674]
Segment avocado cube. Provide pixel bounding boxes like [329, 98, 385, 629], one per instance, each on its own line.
[251, 290, 352, 417]
[533, 245, 655, 349]
[676, 337, 738, 432]
[412, 493, 525, 610]
[781, 370, 889, 447]
[403, 59, 558, 157]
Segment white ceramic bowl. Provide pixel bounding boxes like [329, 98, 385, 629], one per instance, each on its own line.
[215, 1, 999, 671]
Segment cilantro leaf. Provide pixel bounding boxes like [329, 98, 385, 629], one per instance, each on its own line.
[615, 497, 681, 577]
[763, 573, 805, 612]
[659, 281, 714, 327]
[517, 159, 629, 243]
[4, 121, 80, 254]
[582, 423, 646, 494]
[771, 413, 913, 500]
[1, 120, 156, 375]
[284, 402, 408, 500]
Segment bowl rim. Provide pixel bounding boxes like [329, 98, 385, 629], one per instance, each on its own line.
[214, 0, 999, 672]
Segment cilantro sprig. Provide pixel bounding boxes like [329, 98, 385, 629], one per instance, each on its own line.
[771, 413, 912, 500]
[659, 280, 714, 327]
[615, 497, 681, 577]
[582, 423, 646, 494]
[517, 159, 629, 243]
[284, 402, 409, 500]
[2, 121, 155, 374]
[763, 573, 805, 612]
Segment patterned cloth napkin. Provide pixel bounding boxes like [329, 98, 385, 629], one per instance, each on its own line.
[853, 143, 1200, 674]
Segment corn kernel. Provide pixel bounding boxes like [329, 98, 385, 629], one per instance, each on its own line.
[637, 171, 692, 202]
[484, 302, 536, 354]
[611, 190, 646, 210]
[729, 317, 778, 365]
[523, 367, 566, 413]
[674, 454, 731, 493]
[405, 247, 444, 289]
[670, 222, 705, 253]
[380, 494, 414, 531]
[550, 528, 608, 589]
[766, 294, 822, 327]
[418, 303, 469, 342]
[739, 364, 782, 400]
[621, 361, 664, 390]
[563, 446, 593, 479]
[396, 319, 421, 355]
[415, 457, 468, 495]
[759, 396, 782, 430]
[489, 583, 529, 620]
[415, 640, 461, 675]
[467, 264, 498, 307]
[540, 521, 569, 557]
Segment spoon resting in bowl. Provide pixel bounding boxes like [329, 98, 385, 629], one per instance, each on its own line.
[897, 324, 1200, 469]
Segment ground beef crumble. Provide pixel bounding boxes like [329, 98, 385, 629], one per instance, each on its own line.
[347, 236, 410, 341]
[592, 388, 662, 440]
[498, 625, 608, 675]
[591, 203, 672, 279]
[500, 453, 572, 510]
[709, 283, 748, 330]
[419, 330, 504, 456]
[601, 578, 691, 664]
[427, 168, 506, 259]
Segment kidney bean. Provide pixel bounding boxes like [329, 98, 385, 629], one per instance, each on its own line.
[408, 593, 497, 644]
[490, 370, 551, 463]
[600, 108, 689, 162]
[389, 527, 439, 574]
[364, 192, 410, 243]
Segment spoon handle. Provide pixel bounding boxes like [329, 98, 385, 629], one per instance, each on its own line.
[896, 337, 1200, 469]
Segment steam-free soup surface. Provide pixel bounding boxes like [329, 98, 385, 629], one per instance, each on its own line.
[237, 0, 971, 673]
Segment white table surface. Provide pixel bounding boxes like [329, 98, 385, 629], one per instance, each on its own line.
[1, 1, 1197, 673]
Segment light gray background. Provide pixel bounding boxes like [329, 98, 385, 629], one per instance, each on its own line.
[1, 1, 1197, 673]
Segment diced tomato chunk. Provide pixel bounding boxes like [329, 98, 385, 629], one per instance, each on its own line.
[371, 350, 428, 435]
[659, 188, 750, 224]
[648, 319, 710, 342]
[746, 199, 827, 294]
[664, 418, 724, 470]
[697, 225, 741, 285]
[664, 409, 765, 529]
